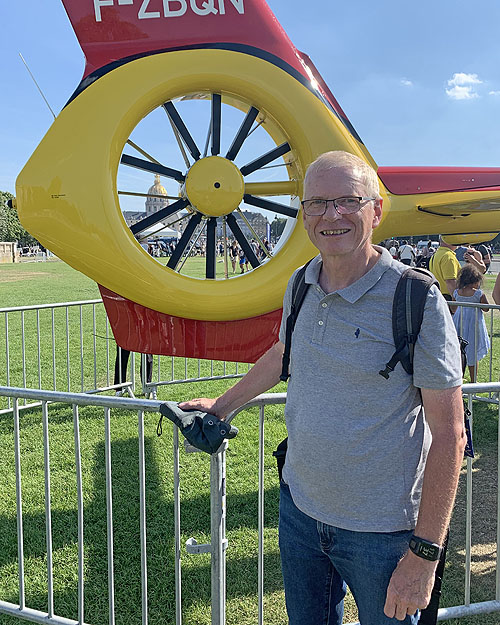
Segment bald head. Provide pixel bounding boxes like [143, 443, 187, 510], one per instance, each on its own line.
[304, 151, 381, 199]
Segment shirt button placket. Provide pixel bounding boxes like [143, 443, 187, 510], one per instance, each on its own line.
[313, 299, 328, 342]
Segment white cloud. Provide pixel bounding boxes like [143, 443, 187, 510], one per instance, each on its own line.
[489, 90, 500, 96]
[447, 72, 482, 87]
[400, 78, 413, 87]
[446, 73, 482, 99]
[446, 85, 479, 100]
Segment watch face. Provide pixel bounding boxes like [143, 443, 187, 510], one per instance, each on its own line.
[410, 536, 440, 561]
[418, 543, 438, 559]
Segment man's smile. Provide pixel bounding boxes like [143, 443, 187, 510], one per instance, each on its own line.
[319, 228, 350, 236]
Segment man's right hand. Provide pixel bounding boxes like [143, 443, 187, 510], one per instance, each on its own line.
[178, 398, 225, 419]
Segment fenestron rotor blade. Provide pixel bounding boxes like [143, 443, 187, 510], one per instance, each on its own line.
[118, 190, 181, 201]
[239, 142, 291, 177]
[244, 181, 298, 196]
[243, 194, 298, 218]
[225, 106, 259, 161]
[163, 101, 201, 161]
[121, 154, 185, 182]
[211, 94, 221, 156]
[226, 213, 260, 269]
[167, 213, 203, 270]
[130, 198, 190, 235]
[206, 218, 217, 279]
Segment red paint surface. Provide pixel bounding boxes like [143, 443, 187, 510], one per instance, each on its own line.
[378, 166, 500, 195]
[99, 285, 282, 362]
[62, 0, 304, 78]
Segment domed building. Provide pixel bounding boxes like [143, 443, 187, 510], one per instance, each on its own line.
[145, 174, 169, 216]
[124, 175, 182, 233]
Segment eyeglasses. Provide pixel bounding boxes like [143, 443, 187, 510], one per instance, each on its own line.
[301, 196, 376, 216]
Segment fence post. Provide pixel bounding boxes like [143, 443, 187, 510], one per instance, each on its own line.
[210, 443, 227, 625]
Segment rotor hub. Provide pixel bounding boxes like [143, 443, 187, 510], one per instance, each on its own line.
[185, 156, 244, 217]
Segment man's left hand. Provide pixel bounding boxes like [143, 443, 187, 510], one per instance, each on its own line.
[384, 551, 437, 620]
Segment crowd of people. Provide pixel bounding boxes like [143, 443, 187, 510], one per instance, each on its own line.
[383, 236, 496, 383]
[383, 238, 493, 272]
[143, 237, 273, 272]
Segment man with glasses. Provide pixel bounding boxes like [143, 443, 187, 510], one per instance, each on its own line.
[180, 151, 465, 624]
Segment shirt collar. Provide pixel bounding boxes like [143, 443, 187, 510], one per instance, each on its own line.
[304, 246, 395, 303]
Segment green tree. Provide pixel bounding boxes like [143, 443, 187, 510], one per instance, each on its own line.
[270, 216, 287, 242]
[0, 190, 38, 246]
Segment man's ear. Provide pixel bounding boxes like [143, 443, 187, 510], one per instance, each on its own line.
[372, 197, 383, 228]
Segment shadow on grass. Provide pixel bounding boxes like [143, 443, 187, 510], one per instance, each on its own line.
[0, 430, 282, 625]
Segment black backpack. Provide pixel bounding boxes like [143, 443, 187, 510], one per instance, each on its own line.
[280, 263, 468, 385]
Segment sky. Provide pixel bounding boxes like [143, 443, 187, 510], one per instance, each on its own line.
[2, 0, 500, 208]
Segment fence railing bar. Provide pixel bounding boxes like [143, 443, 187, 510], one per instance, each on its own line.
[92, 305, 97, 390]
[210, 444, 227, 625]
[345, 600, 500, 624]
[138, 409, 149, 625]
[66, 309, 70, 392]
[141, 353, 146, 395]
[37, 310, 42, 389]
[0, 383, 135, 416]
[106, 319, 110, 388]
[489, 310, 494, 387]
[0, 601, 89, 625]
[14, 398, 26, 610]
[131, 352, 136, 393]
[72, 404, 85, 625]
[117, 346, 122, 392]
[104, 407, 116, 625]
[21, 311, 26, 406]
[465, 393, 473, 605]
[497, 397, 500, 600]
[0, 387, 161, 411]
[41, 401, 54, 618]
[5, 312, 11, 409]
[0, 299, 103, 314]
[80, 306, 84, 392]
[153, 373, 245, 388]
[51, 309, 56, 392]
[258, 404, 265, 625]
[173, 426, 182, 625]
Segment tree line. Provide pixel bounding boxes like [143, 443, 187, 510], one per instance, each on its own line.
[0, 190, 38, 246]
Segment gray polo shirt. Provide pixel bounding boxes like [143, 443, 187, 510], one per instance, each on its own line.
[279, 246, 462, 532]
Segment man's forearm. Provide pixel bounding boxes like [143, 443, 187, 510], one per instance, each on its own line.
[413, 430, 465, 545]
[384, 387, 465, 618]
[213, 341, 284, 416]
[414, 389, 466, 544]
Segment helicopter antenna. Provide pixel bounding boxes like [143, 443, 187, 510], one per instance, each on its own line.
[19, 52, 56, 120]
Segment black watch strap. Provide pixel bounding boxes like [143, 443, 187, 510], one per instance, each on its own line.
[409, 535, 442, 561]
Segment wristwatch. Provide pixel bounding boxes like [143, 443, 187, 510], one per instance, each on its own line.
[409, 535, 442, 561]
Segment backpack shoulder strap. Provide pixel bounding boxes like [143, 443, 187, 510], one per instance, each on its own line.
[379, 267, 438, 379]
[280, 261, 312, 381]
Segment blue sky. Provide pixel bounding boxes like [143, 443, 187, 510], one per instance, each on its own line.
[2, 0, 500, 203]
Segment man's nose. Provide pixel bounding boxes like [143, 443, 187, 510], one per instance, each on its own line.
[323, 201, 342, 220]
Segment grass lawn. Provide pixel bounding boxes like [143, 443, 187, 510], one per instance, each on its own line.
[0, 259, 500, 624]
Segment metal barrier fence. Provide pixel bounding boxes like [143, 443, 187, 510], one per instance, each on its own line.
[1, 297, 499, 412]
[1, 385, 500, 624]
[0, 300, 249, 415]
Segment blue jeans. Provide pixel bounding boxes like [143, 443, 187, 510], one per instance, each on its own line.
[279, 482, 419, 625]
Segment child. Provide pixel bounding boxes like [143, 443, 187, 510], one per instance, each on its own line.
[453, 264, 490, 382]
